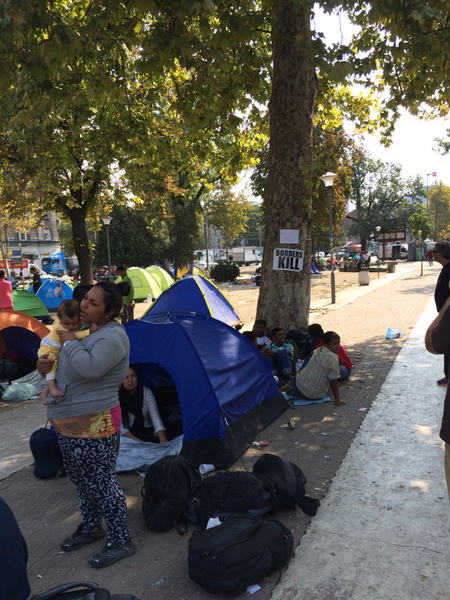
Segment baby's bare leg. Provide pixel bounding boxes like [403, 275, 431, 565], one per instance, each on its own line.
[40, 385, 49, 405]
[47, 378, 64, 398]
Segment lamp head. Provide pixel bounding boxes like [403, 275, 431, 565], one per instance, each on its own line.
[375, 226, 381, 232]
[101, 215, 113, 227]
[320, 172, 337, 188]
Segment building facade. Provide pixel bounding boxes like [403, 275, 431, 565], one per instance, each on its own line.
[7, 211, 61, 268]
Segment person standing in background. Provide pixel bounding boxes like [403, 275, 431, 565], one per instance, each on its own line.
[0, 271, 13, 311]
[432, 242, 450, 386]
[7, 270, 17, 290]
[115, 266, 135, 324]
[30, 267, 42, 294]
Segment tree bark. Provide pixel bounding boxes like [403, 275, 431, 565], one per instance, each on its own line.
[65, 205, 93, 284]
[256, 0, 318, 331]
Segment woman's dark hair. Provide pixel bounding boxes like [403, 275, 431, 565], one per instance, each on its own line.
[0, 270, 5, 278]
[95, 281, 131, 318]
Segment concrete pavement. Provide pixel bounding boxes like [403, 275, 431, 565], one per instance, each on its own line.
[272, 297, 450, 600]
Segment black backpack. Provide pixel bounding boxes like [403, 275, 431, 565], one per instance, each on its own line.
[188, 514, 294, 596]
[252, 453, 320, 516]
[141, 455, 200, 533]
[187, 470, 277, 529]
[30, 581, 140, 599]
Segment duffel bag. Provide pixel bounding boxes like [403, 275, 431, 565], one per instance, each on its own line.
[188, 515, 294, 596]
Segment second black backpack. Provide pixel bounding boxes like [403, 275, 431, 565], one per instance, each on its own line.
[141, 455, 200, 533]
[188, 515, 294, 596]
[252, 453, 320, 516]
[188, 470, 277, 528]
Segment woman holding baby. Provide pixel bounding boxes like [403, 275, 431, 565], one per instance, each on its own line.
[37, 281, 134, 569]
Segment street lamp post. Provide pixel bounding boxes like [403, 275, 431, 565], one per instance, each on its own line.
[320, 172, 338, 304]
[203, 211, 209, 270]
[101, 215, 113, 281]
[375, 225, 381, 278]
[426, 173, 431, 216]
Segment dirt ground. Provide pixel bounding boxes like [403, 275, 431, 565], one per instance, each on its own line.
[134, 266, 362, 329]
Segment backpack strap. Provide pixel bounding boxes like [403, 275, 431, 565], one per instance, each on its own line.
[30, 581, 104, 600]
[174, 462, 201, 536]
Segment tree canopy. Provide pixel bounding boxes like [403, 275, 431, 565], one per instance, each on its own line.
[348, 156, 425, 249]
[205, 185, 250, 261]
[2, 1, 450, 324]
[93, 204, 168, 268]
[429, 182, 450, 241]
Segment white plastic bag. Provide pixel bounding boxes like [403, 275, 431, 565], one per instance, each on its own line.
[2, 382, 39, 402]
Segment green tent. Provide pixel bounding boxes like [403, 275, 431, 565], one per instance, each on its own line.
[116, 267, 162, 301]
[145, 266, 174, 292]
[12, 289, 51, 320]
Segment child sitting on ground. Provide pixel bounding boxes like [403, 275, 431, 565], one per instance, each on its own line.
[38, 299, 92, 399]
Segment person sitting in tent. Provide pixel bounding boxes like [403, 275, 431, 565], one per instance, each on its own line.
[118, 365, 168, 444]
[0, 270, 13, 311]
[38, 299, 91, 400]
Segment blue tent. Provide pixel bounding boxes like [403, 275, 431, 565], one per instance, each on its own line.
[34, 280, 73, 310]
[311, 263, 320, 274]
[125, 314, 286, 468]
[142, 274, 242, 326]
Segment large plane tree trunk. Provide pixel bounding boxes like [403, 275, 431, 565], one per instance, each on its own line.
[256, 0, 318, 331]
[65, 205, 93, 284]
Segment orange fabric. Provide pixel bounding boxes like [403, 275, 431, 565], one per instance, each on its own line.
[0, 310, 50, 338]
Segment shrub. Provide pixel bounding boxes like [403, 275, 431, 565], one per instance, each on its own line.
[210, 261, 240, 282]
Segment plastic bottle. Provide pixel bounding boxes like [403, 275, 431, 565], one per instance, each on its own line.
[295, 359, 304, 373]
[386, 327, 403, 339]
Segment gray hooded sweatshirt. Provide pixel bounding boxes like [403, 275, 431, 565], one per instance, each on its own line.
[46, 320, 130, 420]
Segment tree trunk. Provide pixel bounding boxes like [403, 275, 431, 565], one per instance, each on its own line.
[256, 0, 318, 331]
[0, 240, 10, 277]
[66, 206, 93, 284]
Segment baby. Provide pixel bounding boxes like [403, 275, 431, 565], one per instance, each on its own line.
[39, 299, 91, 399]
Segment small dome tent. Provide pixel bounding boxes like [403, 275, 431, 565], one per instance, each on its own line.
[142, 274, 242, 326]
[145, 266, 174, 292]
[0, 311, 49, 360]
[126, 314, 286, 468]
[116, 267, 162, 301]
[34, 280, 73, 310]
[174, 266, 204, 279]
[12, 290, 51, 321]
